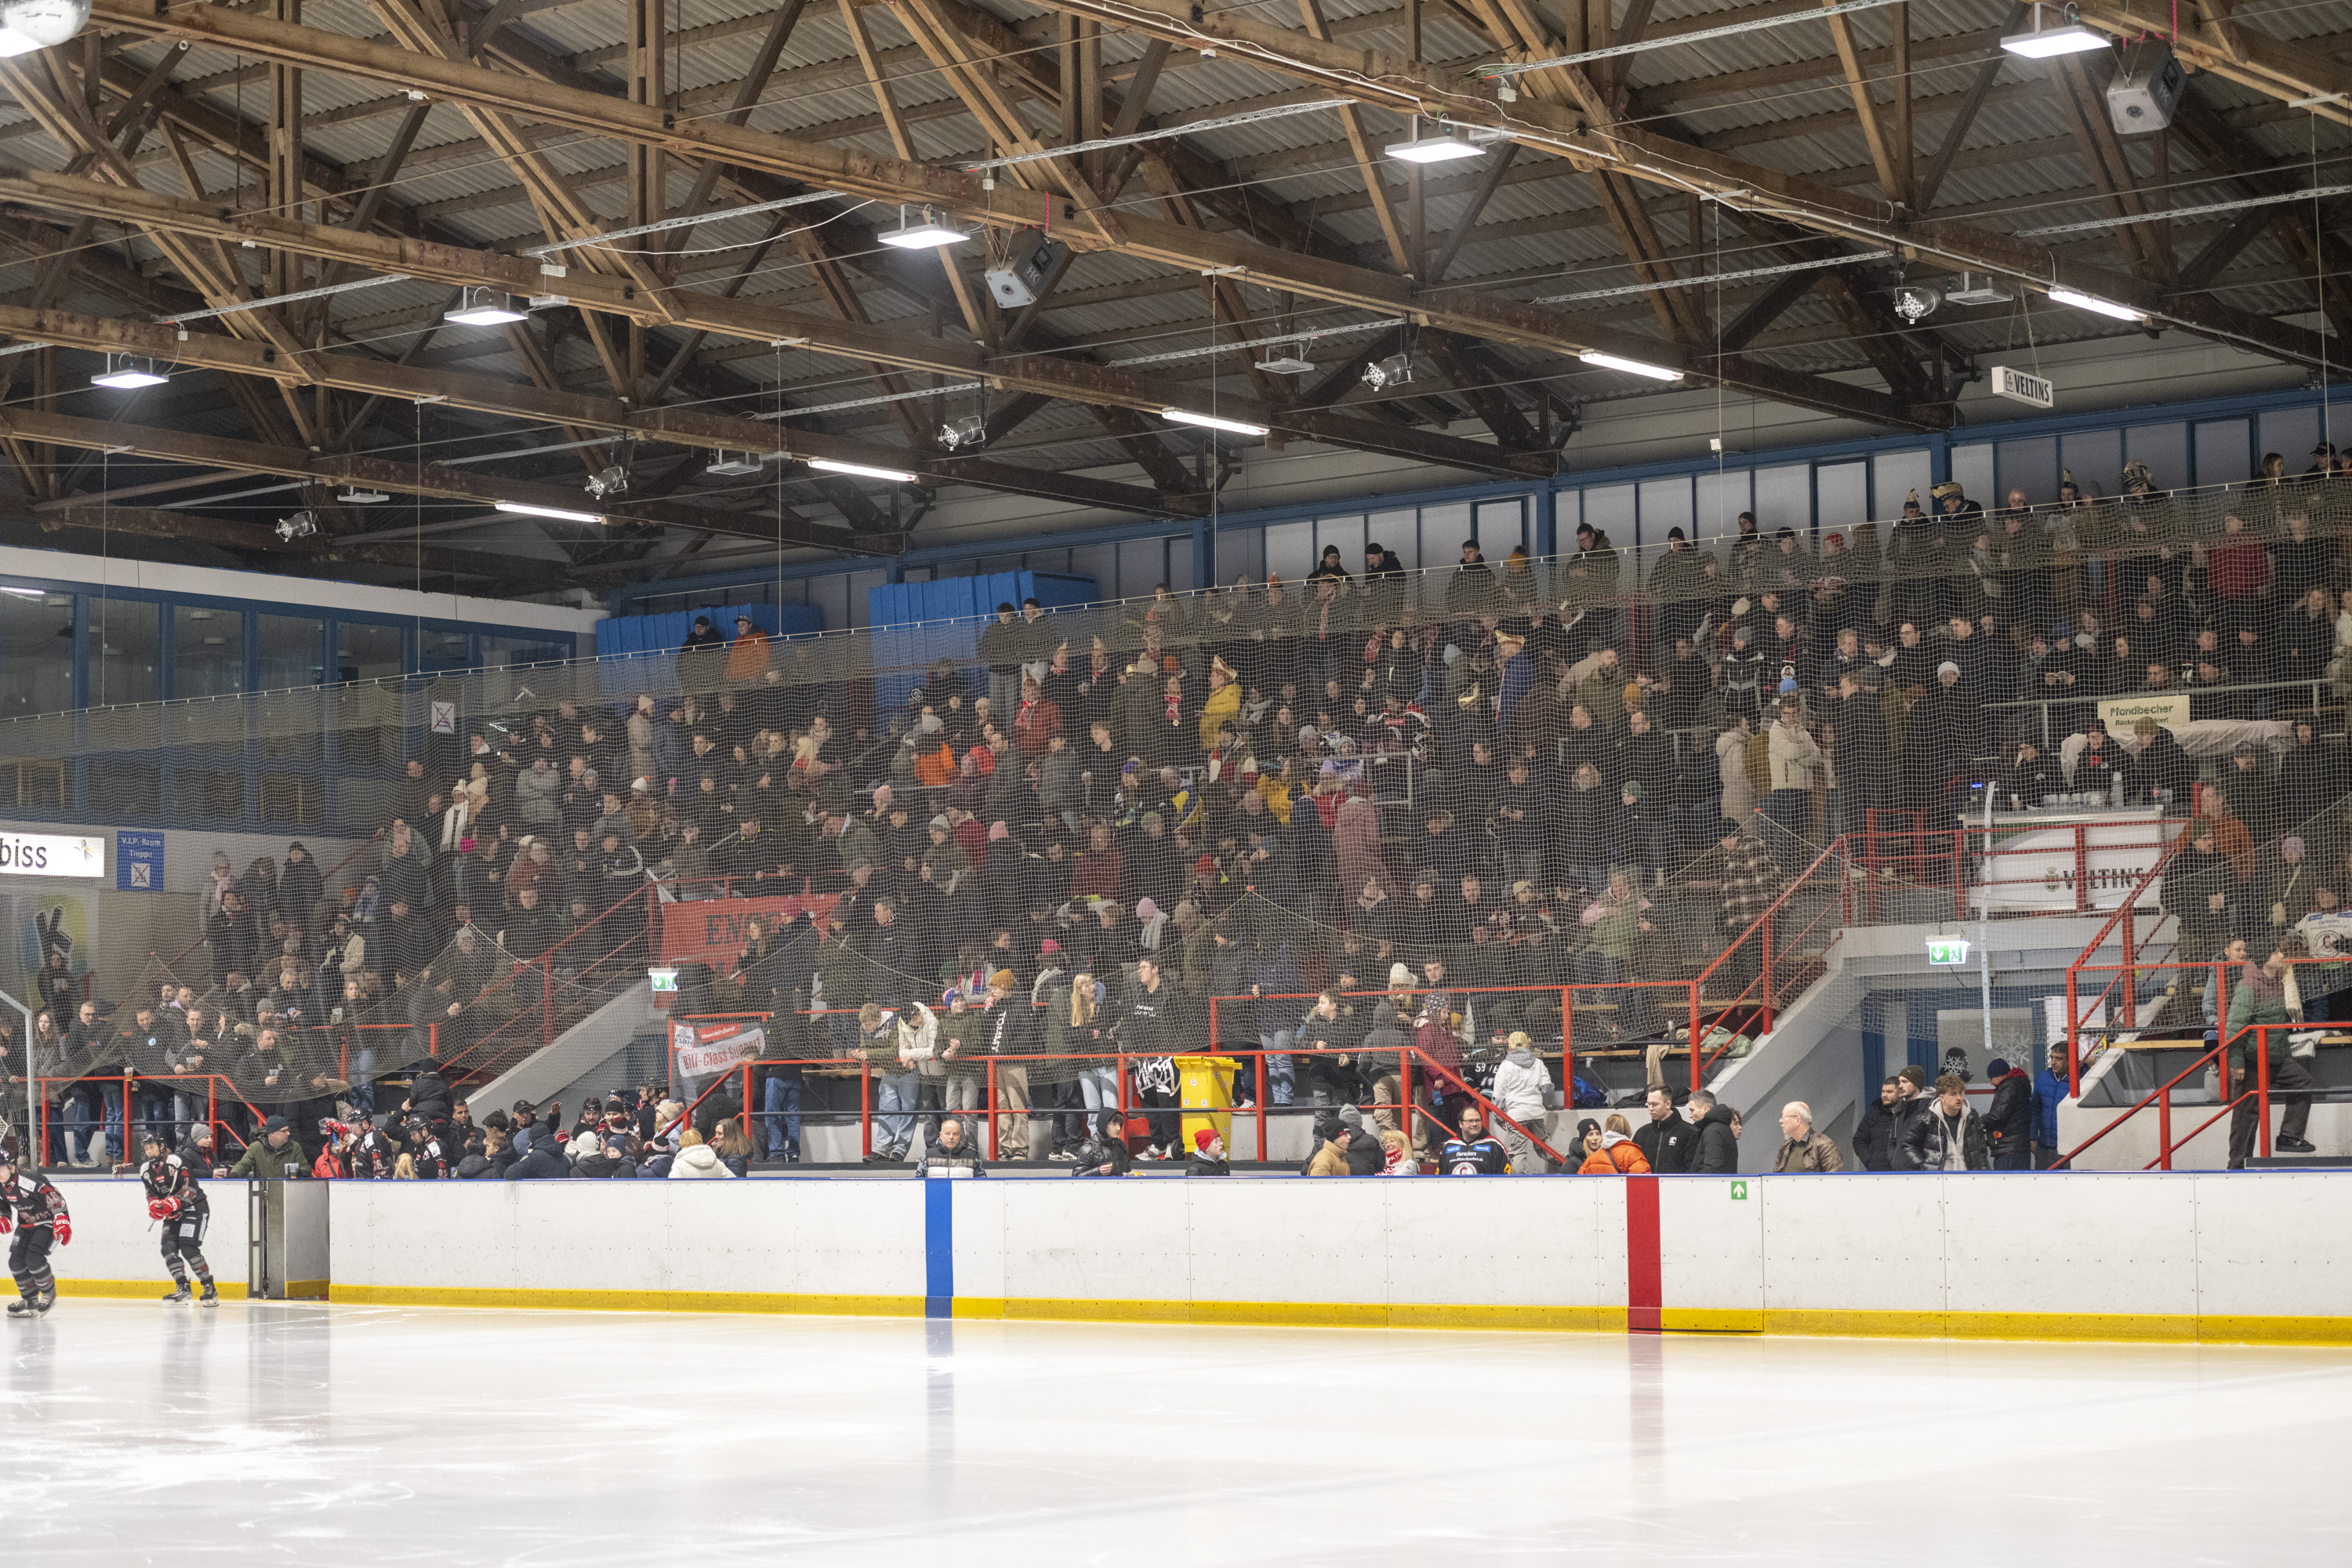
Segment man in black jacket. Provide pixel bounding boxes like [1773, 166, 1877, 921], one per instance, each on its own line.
[1853, 1076, 1907, 1171]
[504, 1132, 571, 1180]
[1632, 1087, 1691, 1173]
[1186, 1128, 1229, 1175]
[1981, 1057, 2034, 1169]
[1686, 1089, 1740, 1173]
[1900, 1073, 1990, 1170]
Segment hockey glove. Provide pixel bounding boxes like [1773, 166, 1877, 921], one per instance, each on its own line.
[52, 1217, 71, 1246]
[147, 1196, 180, 1221]
[0, 1214, 10, 1235]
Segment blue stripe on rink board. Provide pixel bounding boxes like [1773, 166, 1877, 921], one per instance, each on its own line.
[924, 1180, 954, 1318]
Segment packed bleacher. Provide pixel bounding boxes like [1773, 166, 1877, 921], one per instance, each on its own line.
[9, 452, 2352, 1178]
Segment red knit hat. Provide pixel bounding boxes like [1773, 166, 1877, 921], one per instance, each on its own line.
[1194, 1128, 1216, 1151]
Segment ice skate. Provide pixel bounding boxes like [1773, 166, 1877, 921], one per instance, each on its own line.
[5, 1295, 34, 1318]
[32, 1288, 55, 1315]
[199, 1283, 219, 1308]
[164, 1283, 192, 1304]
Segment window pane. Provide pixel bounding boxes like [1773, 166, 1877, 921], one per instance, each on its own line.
[0, 592, 76, 718]
[257, 615, 324, 691]
[175, 606, 245, 699]
[90, 599, 160, 707]
[419, 628, 472, 670]
[336, 620, 405, 683]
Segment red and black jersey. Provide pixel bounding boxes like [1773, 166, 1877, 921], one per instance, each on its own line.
[350, 1127, 398, 1179]
[1, 1171, 69, 1229]
[141, 1153, 209, 1221]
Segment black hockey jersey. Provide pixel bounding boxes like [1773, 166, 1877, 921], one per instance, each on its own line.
[1, 1171, 69, 1229]
[141, 1153, 209, 1220]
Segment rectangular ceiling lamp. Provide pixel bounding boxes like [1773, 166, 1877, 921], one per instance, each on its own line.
[808, 457, 918, 483]
[2047, 285, 2147, 322]
[2000, 2, 2110, 56]
[495, 500, 606, 524]
[878, 206, 969, 249]
[1578, 350, 1686, 382]
[1161, 407, 1270, 437]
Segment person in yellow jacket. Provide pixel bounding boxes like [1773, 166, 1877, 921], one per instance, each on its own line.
[1200, 655, 1242, 750]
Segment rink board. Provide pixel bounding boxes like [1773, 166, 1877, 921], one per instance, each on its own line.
[44, 1177, 254, 1301]
[314, 1173, 2352, 1344]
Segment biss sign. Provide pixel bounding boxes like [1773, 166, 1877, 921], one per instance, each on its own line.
[0, 833, 104, 878]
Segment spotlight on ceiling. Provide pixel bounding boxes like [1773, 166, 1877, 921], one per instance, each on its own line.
[586, 463, 630, 500]
[939, 414, 988, 451]
[1362, 353, 1415, 390]
[274, 510, 318, 542]
[89, 354, 168, 389]
[1893, 285, 1940, 323]
[443, 286, 529, 326]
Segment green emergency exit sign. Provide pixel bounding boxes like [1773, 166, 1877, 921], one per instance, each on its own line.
[1926, 938, 1971, 966]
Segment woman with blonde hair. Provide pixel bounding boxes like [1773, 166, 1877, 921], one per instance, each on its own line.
[1380, 1128, 1419, 1175]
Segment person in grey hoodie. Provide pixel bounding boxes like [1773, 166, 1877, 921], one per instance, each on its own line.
[1489, 1030, 1563, 1173]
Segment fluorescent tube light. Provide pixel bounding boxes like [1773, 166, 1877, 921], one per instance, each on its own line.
[808, 457, 917, 483]
[2047, 286, 2147, 322]
[495, 500, 606, 523]
[1578, 350, 1685, 382]
[1161, 407, 1269, 437]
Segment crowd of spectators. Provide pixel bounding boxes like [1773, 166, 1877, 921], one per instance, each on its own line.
[7, 455, 2351, 1176]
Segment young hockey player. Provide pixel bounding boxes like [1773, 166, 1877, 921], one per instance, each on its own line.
[140, 1131, 218, 1305]
[1, 1151, 71, 1316]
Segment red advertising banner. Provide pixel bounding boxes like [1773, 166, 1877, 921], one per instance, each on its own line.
[659, 893, 840, 967]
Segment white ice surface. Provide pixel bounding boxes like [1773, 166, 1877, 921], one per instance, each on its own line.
[3, 1301, 2350, 1563]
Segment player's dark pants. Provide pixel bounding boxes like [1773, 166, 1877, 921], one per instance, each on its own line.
[161, 1212, 212, 1284]
[9, 1225, 55, 1299]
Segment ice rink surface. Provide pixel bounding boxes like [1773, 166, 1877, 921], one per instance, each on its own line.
[4, 1302, 2349, 1564]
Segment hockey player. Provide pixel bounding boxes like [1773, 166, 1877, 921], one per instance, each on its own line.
[0, 1151, 71, 1316]
[140, 1131, 218, 1305]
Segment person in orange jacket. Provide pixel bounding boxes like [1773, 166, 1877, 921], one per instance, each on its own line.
[1576, 1113, 1653, 1174]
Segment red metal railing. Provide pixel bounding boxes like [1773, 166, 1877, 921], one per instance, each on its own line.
[31, 1070, 265, 1169]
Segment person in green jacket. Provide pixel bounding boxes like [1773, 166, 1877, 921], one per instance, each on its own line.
[2223, 942, 2316, 1167]
[228, 1116, 307, 1179]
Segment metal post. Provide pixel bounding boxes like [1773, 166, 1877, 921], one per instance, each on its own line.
[2121, 906, 2138, 1028]
[2158, 1083, 2172, 1171]
[2256, 1022, 2274, 1160]
[1980, 785, 1993, 1076]
[1562, 985, 1574, 1111]
[986, 1057, 998, 1161]
[859, 1054, 873, 1159]
[2066, 968, 2081, 1098]
[541, 956, 555, 1049]
[1399, 1047, 1414, 1156]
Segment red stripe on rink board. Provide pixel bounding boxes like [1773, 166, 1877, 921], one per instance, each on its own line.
[1625, 1177, 1662, 1334]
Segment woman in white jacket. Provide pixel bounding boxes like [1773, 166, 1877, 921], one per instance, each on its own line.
[1490, 1029, 1562, 1174]
[669, 1128, 734, 1178]
[1717, 717, 1756, 823]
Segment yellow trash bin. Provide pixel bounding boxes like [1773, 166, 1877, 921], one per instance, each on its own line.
[1174, 1054, 1240, 1151]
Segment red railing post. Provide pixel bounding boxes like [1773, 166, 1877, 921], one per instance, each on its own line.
[2066, 967, 2081, 1098]
[2074, 824, 2089, 912]
[1254, 1054, 1268, 1163]
[2158, 1083, 2172, 1170]
[540, 956, 555, 1050]
[1760, 910, 1777, 1033]
[1687, 980, 1701, 1094]
[859, 1048, 873, 1159]
[1561, 985, 1574, 1109]
[2121, 906, 2138, 1027]
[1399, 1045, 1414, 1154]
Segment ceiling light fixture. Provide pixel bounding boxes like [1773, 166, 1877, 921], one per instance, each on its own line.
[1162, 407, 1269, 437]
[1998, 2, 2110, 58]
[495, 499, 607, 524]
[808, 457, 918, 483]
[1255, 345, 1316, 375]
[1385, 117, 1484, 164]
[89, 354, 167, 389]
[938, 414, 988, 451]
[443, 286, 528, 326]
[2047, 285, 2147, 322]
[274, 510, 318, 542]
[877, 205, 968, 249]
[335, 488, 390, 504]
[1362, 352, 1415, 390]
[704, 452, 764, 477]
[586, 463, 630, 500]
[1578, 350, 1686, 382]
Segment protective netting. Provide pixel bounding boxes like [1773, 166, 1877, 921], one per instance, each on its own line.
[11, 464, 2352, 1160]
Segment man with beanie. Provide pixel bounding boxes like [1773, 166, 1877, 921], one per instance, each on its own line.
[1334, 1104, 1383, 1174]
[1982, 1056, 2034, 1169]
[1187, 1127, 1230, 1176]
